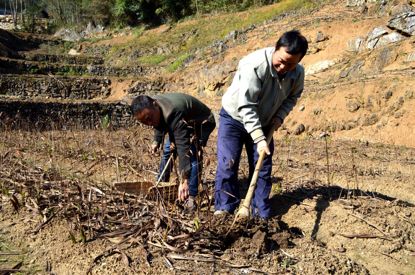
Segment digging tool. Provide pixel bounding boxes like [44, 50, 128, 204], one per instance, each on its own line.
[155, 154, 174, 187]
[233, 123, 278, 223]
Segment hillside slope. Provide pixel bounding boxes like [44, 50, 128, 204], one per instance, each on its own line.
[160, 0, 415, 147]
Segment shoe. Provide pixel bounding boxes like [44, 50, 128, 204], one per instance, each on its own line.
[184, 196, 196, 212]
[213, 210, 230, 216]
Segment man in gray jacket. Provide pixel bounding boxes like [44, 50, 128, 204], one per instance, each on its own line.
[214, 30, 308, 219]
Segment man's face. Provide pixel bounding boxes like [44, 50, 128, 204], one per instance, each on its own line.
[134, 106, 161, 127]
[272, 46, 302, 76]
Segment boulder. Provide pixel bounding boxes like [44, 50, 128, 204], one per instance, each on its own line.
[54, 28, 82, 42]
[406, 52, 415, 62]
[376, 32, 405, 47]
[293, 124, 305, 135]
[347, 37, 365, 52]
[389, 4, 414, 17]
[373, 48, 398, 71]
[366, 26, 388, 49]
[305, 60, 336, 75]
[388, 11, 415, 36]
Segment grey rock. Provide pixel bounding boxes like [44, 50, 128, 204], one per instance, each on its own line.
[305, 60, 336, 75]
[390, 4, 414, 17]
[383, 90, 393, 100]
[376, 32, 405, 47]
[53, 28, 82, 42]
[340, 60, 364, 78]
[406, 52, 415, 62]
[346, 100, 361, 112]
[388, 11, 415, 36]
[315, 31, 328, 43]
[361, 114, 379, 126]
[394, 110, 405, 118]
[366, 26, 388, 49]
[225, 30, 238, 41]
[347, 37, 365, 52]
[293, 124, 305, 135]
[346, 0, 385, 7]
[374, 48, 398, 71]
[346, 0, 366, 7]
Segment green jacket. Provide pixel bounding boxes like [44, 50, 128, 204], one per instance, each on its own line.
[153, 93, 216, 178]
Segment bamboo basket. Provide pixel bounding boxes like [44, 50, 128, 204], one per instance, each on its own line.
[114, 181, 178, 202]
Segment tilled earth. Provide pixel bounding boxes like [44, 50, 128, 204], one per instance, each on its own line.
[0, 127, 414, 274]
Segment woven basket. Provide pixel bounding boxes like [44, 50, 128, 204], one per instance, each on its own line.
[114, 181, 178, 202]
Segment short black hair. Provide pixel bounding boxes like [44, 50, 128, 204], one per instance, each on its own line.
[275, 30, 308, 59]
[131, 95, 155, 115]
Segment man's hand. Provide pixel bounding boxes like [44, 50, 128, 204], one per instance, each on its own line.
[273, 117, 283, 131]
[256, 140, 270, 155]
[170, 142, 176, 151]
[151, 142, 160, 154]
[178, 179, 189, 201]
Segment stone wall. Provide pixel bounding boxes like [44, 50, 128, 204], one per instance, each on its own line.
[0, 99, 136, 130]
[0, 74, 111, 99]
[22, 53, 105, 65]
[0, 58, 151, 77]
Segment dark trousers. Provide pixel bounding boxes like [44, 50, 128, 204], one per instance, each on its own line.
[158, 137, 200, 197]
[214, 108, 274, 218]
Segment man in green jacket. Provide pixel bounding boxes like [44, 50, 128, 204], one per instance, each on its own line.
[131, 93, 216, 209]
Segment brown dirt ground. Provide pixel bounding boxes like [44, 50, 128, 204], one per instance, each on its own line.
[1, 128, 414, 274]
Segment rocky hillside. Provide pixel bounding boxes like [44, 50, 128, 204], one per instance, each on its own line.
[163, 0, 415, 147]
[1, 0, 414, 147]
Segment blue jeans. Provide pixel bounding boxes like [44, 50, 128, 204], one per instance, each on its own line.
[158, 137, 200, 197]
[214, 108, 274, 218]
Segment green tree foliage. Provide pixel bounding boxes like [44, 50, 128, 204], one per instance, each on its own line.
[112, 0, 192, 27]
[14, 0, 279, 30]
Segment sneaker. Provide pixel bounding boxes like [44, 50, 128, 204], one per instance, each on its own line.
[213, 209, 230, 216]
[184, 196, 196, 212]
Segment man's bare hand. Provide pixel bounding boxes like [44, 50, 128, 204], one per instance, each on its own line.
[151, 142, 160, 154]
[256, 140, 270, 155]
[178, 179, 190, 201]
[273, 117, 283, 131]
[170, 142, 176, 151]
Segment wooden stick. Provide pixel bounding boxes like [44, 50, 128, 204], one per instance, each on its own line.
[234, 124, 277, 221]
[349, 213, 390, 237]
[155, 154, 173, 187]
[337, 232, 392, 241]
[236, 150, 267, 218]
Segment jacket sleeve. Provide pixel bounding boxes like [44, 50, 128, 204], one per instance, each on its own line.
[153, 128, 165, 146]
[236, 65, 265, 143]
[199, 112, 216, 147]
[275, 69, 304, 122]
[172, 120, 192, 179]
